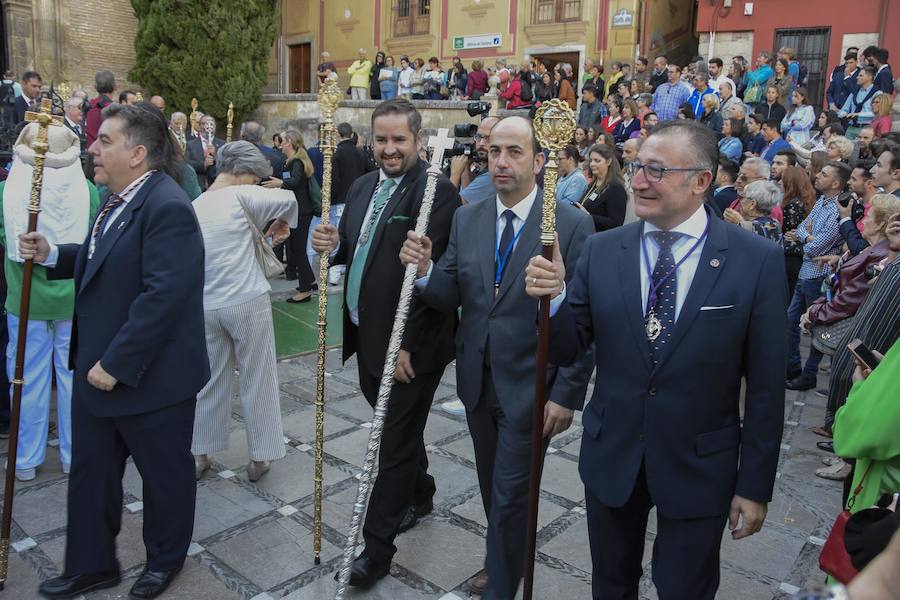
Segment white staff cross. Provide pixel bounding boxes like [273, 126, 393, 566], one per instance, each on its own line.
[427, 128, 455, 168]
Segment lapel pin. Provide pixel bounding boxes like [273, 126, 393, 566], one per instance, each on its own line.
[709, 258, 720, 268]
[118, 221, 126, 230]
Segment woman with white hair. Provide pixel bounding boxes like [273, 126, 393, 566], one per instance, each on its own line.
[733, 179, 784, 244]
[826, 135, 854, 164]
[191, 141, 298, 482]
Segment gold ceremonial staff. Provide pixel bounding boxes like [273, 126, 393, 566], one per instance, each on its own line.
[0, 98, 64, 589]
[189, 97, 200, 138]
[522, 99, 576, 600]
[313, 78, 342, 565]
[226, 102, 234, 143]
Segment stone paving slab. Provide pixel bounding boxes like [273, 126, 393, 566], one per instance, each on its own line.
[1, 334, 843, 599]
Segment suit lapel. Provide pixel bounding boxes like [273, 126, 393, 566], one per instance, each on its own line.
[361, 165, 423, 278]
[619, 224, 652, 373]
[479, 200, 498, 304]
[79, 172, 160, 294]
[652, 212, 728, 373]
[494, 195, 541, 305]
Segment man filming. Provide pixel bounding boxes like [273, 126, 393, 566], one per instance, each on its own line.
[449, 116, 499, 205]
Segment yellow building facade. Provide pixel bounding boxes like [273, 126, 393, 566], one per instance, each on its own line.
[268, 0, 698, 94]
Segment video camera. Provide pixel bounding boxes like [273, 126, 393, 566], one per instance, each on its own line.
[444, 102, 493, 158]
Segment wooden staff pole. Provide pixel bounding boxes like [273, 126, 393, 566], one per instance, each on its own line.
[522, 100, 576, 600]
[0, 98, 64, 589]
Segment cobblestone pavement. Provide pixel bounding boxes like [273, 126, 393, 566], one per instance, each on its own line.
[2, 314, 841, 599]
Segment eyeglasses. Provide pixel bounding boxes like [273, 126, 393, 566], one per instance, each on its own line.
[625, 161, 708, 182]
[473, 133, 488, 142]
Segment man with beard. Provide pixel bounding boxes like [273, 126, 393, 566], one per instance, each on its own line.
[771, 150, 797, 184]
[451, 116, 500, 205]
[857, 126, 876, 161]
[311, 98, 459, 589]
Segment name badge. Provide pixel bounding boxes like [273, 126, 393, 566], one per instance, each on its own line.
[588, 192, 598, 202]
[282, 171, 291, 180]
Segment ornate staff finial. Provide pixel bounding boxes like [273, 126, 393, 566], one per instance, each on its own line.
[226, 102, 234, 143]
[189, 97, 200, 136]
[533, 99, 577, 245]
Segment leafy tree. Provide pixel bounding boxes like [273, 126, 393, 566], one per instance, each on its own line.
[130, 0, 277, 125]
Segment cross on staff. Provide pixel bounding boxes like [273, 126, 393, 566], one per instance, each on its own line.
[426, 128, 455, 168]
[0, 96, 64, 589]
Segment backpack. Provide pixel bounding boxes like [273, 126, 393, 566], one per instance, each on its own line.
[0, 81, 15, 107]
[519, 78, 534, 102]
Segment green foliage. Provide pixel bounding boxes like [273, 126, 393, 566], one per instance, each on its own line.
[129, 0, 277, 125]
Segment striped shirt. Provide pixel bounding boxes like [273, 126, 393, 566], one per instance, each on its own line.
[796, 194, 843, 280]
[826, 256, 900, 420]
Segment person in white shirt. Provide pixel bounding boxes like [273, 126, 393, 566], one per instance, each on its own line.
[191, 141, 298, 483]
[708, 58, 735, 100]
[397, 56, 415, 99]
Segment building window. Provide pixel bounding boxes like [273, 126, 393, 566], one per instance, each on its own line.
[394, 0, 430, 37]
[532, 0, 582, 24]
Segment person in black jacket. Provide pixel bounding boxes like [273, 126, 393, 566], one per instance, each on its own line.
[240, 120, 285, 176]
[577, 143, 627, 231]
[264, 130, 317, 302]
[13, 71, 42, 124]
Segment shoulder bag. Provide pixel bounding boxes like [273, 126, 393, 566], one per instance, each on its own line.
[236, 196, 285, 279]
[811, 317, 855, 355]
[819, 463, 873, 584]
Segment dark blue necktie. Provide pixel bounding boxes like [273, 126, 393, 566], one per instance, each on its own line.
[647, 230, 684, 363]
[497, 209, 516, 281]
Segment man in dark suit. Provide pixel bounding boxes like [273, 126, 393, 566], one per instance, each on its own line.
[185, 114, 225, 190]
[526, 120, 786, 599]
[63, 97, 86, 153]
[240, 119, 285, 176]
[399, 116, 594, 598]
[14, 71, 42, 124]
[311, 98, 459, 588]
[712, 157, 739, 214]
[332, 122, 369, 206]
[23, 103, 210, 600]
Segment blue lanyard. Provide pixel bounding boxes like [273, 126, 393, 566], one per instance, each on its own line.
[640, 220, 710, 316]
[495, 219, 526, 287]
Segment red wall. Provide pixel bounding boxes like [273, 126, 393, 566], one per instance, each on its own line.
[696, 0, 900, 75]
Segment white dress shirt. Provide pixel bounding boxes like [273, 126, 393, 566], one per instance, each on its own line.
[550, 204, 709, 320]
[415, 185, 538, 289]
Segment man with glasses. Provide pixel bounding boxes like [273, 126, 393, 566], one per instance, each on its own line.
[525, 120, 785, 600]
[651, 65, 691, 121]
[452, 116, 500, 205]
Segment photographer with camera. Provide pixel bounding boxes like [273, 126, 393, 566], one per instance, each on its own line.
[449, 114, 499, 205]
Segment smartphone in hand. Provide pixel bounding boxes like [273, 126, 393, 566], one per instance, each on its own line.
[847, 338, 880, 372]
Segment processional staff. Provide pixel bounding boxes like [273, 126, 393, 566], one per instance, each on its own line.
[312, 77, 342, 566]
[189, 97, 200, 137]
[0, 98, 64, 590]
[522, 99, 576, 600]
[226, 102, 235, 143]
[333, 127, 457, 600]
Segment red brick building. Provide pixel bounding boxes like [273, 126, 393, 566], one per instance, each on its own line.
[695, 0, 899, 107]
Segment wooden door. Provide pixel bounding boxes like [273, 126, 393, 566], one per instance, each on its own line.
[289, 43, 312, 94]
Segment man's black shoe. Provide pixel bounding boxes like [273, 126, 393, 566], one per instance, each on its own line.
[817, 441, 835, 453]
[38, 570, 120, 598]
[786, 374, 817, 391]
[334, 554, 391, 588]
[398, 499, 434, 534]
[786, 365, 802, 381]
[129, 566, 182, 599]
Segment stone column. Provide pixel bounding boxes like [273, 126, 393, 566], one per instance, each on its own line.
[3, 0, 35, 76]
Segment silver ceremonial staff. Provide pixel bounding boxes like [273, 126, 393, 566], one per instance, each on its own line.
[333, 128, 456, 599]
[313, 77, 342, 566]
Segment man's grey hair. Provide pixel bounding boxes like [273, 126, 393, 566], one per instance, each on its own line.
[201, 114, 216, 127]
[216, 141, 273, 178]
[637, 93, 653, 107]
[240, 120, 265, 144]
[64, 97, 83, 111]
[743, 180, 783, 215]
[743, 157, 771, 179]
[170, 111, 186, 124]
[94, 70, 116, 94]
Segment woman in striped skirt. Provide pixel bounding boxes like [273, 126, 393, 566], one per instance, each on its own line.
[191, 141, 299, 481]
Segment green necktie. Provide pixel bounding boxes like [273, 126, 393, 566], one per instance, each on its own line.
[346, 178, 397, 313]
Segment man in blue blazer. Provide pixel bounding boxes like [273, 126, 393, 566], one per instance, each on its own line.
[22, 103, 210, 600]
[526, 120, 786, 599]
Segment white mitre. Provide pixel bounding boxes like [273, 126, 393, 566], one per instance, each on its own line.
[3, 122, 90, 263]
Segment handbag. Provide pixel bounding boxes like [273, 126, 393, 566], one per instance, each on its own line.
[819, 462, 873, 584]
[308, 176, 323, 218]
[811, 317, 855, 355]
[236, 196, 285, 279]
[744, 82, 762, 104]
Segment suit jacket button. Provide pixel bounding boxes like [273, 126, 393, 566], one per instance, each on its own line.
[639, 433, 645, 441]
[648, 386, 657, 396]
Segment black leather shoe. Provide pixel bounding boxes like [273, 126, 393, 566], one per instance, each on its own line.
[333, 554, 391, 588]
[398, 499, 434, 534]
[38, 570, 121, 598]
[786, 374, 817, 391]
[786, 365, 802, 381]
[128, 566, 182, 599]
[817, 441, 835, 453]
